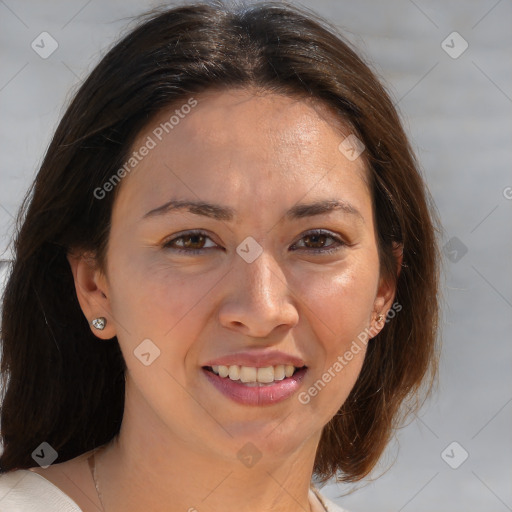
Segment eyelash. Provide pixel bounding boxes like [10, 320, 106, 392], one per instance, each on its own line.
[162, 229, 346, 255]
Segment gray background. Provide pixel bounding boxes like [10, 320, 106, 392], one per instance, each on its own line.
[1, 1, 511, 511]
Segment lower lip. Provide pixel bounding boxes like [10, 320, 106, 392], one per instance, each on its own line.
[202, 367, 308, 406]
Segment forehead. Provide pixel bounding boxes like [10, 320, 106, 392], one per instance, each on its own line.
[178, 89, 340, 145]
[112, 88, 370, 222]
[159, 88, 361, 162]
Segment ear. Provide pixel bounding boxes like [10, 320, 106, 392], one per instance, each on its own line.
[67, 249, 117, 340]
[371, 242, 403, 333]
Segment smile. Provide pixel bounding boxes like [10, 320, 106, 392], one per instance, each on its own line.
[202, 365, 308, 405]
[206, 364, 303, 384]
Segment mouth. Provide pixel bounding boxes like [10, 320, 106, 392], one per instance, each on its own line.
[202, 364, 307, 386]
[201, 364, 308, 405]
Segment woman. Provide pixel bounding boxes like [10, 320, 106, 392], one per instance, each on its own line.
[0, 1, 440, 511]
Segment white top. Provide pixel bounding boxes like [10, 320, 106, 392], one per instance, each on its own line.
[0, 469, 349, 511]
[0, 470, 82, 511]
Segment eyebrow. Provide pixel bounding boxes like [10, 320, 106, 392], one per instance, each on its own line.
[142, 198, 364, 223]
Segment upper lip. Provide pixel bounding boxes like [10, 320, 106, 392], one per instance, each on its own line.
[202, 350, 306, 368]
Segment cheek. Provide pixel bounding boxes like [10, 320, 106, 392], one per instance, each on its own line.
[293, 261, 379, 347]
[107, 251, 226, 384]
[291, 261, 377, 415]
[108, 250, 211, 335]
[106, 258, 207, 397]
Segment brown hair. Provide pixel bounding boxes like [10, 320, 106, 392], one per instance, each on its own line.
[0, 0, 440, 484]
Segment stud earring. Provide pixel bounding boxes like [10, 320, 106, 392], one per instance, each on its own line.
[376, 314, 384, 323]
[91, 317, 107, 330]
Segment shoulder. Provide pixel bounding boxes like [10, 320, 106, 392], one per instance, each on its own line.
[321, 494, 352, 512]
[0, 469, 82, 511]
[313, 487, 352, 512]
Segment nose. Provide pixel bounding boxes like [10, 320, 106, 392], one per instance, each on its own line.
[217, 249, 299, 338]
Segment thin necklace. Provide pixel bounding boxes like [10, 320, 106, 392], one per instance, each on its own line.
[88, 448, 327, 512]
[88, 447, 106, 512]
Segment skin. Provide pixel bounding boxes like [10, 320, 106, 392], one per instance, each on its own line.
[33, 88, 399, 512]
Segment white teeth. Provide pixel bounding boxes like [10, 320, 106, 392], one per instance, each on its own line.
[239, 366, 257, 383]
[209, 364, 302, 383]
[274, 365, 285, 381]
[257, 366, 274, 383]
[228, 365, 240, 380]
[284, 364, 295, 378]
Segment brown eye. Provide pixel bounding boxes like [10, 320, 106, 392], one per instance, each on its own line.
[163, 230, 217, 254]
[292, 230, 345, 254]
[176, 234, 206, 249]
[303, 233, 330, 249]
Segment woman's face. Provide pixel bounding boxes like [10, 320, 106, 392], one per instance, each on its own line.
[75, 88, 396, 463]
